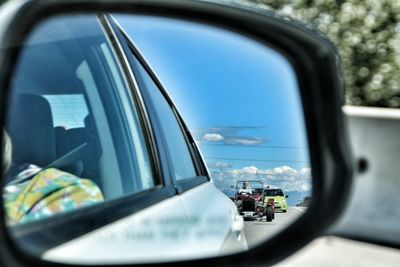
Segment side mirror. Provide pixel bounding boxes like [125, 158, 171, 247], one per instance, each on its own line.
[286, 195, 289, 199]
[0, 1, 352, 266]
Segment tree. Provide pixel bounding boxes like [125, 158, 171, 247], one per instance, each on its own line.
[239, 0, 400, 108]
[1, 0, 399, 107]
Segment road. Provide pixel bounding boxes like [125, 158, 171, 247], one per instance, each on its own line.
[243, 206, 400, 267]
[244, 207, 306, 247]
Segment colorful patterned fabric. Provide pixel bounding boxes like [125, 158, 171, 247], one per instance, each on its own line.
[3, 165, 104, 225]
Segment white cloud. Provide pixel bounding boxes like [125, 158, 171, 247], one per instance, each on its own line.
[208, 161, 232, 169]
[202, 133, 224, 142]
[194, 129, 267, 146]
[242, 166, 258, 175]
[224, 137, 265, 146]
[299, 167, 311, 176]
[228, 165, 258, 175]
[220, 165, 312, 192]
[228, 165, 297, 177]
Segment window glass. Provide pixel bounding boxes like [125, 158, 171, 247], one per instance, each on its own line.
[132, 57, 197, 181]
[265, 189, 284, 196]
[3, 15, 155, 226]
[99, 43, 154, 190]
[44, 94, 88, 128]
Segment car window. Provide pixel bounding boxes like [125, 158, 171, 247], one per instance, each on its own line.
[129, 54, 198, 181]
[3, 15, 156, 226]
[44, 94, 89, 128]
[264, 189, 282, 196]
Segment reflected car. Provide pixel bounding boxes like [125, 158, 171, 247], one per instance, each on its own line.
[295, 196, 311, 207]
[1, 13, 248, 263]
[264, 188, 288, 213]
[234, 181, 275, 221]
[302, 196, 312, 207]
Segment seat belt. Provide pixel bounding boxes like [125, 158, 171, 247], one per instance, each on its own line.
[45, 142, 90, 171]
[7, 142, 92, 186]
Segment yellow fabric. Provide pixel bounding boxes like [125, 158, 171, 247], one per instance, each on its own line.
[4, 168, 103, 224]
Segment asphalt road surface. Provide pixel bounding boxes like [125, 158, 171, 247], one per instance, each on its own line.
[244, 207, 306, 247]
[243, 207, 400, 266]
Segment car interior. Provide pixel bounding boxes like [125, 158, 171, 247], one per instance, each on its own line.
[3, 19, 153, 213]
[6, 40, 102, 192]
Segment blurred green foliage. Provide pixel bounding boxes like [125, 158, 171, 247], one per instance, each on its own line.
[237, 0, 400, 108]
[1, 0, 399, 107]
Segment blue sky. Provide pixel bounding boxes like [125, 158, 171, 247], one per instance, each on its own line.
[115, 15, 312, 204]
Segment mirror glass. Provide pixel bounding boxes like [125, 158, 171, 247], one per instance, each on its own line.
[2, 13, 312, 264]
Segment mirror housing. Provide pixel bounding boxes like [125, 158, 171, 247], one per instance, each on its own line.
[0, 0, 353, 266]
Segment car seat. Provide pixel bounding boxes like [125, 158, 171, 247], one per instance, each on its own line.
[7, 93, 56, 167]
[53, 114, 102, 188]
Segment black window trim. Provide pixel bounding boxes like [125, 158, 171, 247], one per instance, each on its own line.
[175, 176, 209, 194]
[98, 14, 165, 188]
[171, 106, 209, 178]
[86, 41, 138, 193]
[102, 14, 174, 188]
[108, 15, 210, 194]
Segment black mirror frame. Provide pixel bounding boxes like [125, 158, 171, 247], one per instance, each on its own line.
[0, 0, 353, 267]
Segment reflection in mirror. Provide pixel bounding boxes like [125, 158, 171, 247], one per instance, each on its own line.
[2, 13, 311, 264]
[116, 13, 312, 248]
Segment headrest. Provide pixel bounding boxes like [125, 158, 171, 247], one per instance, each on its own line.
[84, 114, 95, 136]
[7, 94, 56, 167]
